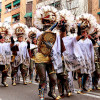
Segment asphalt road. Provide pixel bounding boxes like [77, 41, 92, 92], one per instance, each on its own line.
[0, 78, 100, 100]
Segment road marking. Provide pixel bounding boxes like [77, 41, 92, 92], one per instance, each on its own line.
[74, 89, 100, 96]
[74, 89, 100, 99]
[7, 77, 100, 99]
[88, 91, 100, 96]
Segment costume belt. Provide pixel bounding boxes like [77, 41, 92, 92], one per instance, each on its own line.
[33, 53, 51, 63]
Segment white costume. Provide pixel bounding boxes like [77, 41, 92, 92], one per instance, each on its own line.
[11, 23, 30, 85]
[12, 41, 30, 67]
[76, 13, 97, 91]
[0, 43, 12, 65]
[0, 22, 12, 87]
[78, 38, 95, 74]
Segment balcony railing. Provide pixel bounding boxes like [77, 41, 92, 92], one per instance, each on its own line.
[12, 20, 20, 24]
[5, 5, 20, 14]
[12, 5, 20, 10]
[5, 9, 12, 14]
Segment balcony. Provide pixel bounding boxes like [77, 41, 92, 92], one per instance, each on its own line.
[12, 20, 20, 24]
[5, 8, 12, 14]
[12, 5, 20, 11]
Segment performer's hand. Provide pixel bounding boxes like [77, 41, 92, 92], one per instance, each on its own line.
[27, 40, 30, 49]
[15, 45, 19, 51]
[11, 45, 19, 51]
[11, 36, 14, 44]
[59, 19, 66, 32]
[77, 23, 81, 36]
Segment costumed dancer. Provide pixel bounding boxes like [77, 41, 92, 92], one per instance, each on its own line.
[56, 9, 85, 98]
[88, 24, 100, 90]
[55, 9, 74, 98]
[27, 27, 44, 95]
[11, 23, 30, 86]
[0, 23, 12, 87]
[27, 27, 40, 83]
[69, 26, 78, 81]
[34, 5, 61, 100]
[76, 13, 96, 93]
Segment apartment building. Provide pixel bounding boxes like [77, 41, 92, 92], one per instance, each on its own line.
[92, 0, 100, 24]
[37, 0, 89, 16]
[0, 0, 1, 22]
[1, 0, 26, 25]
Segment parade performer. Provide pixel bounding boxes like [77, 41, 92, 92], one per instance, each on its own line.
[76, 13, 97, 93]
[0, 23, 12, 87]
[88, 24, 100, 90]
[34, 5, 61, 100]
[27, 27, 44, 95]
[55, 9, 85, 98]
[27, 27, 40, 83]
[11, 23, 30, 86]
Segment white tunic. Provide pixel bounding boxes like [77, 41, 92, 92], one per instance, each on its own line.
[78, 38, 95, 74]
[0, 43, 12, 65]
[12, 41, 30, 67]
[51, 32, 63, 73]
[62, 36, 85, 71]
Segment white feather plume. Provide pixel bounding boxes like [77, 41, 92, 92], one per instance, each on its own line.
[12, 23, 28, 38]
[34, 5, 58, 30]
[56, 9, 75, 32]
[76, 13, 97, 34]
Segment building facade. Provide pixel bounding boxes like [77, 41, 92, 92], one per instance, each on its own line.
[0, 0, 1, 22]
[36, 0, 88, 16]
[25, 0, 33, 27]
[37, 0, 100, 24]
[1, 0, 26, 25]
[91, 0, 100, 24]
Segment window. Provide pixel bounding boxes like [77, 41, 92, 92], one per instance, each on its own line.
[12, 13, 20, 24]
[50, 1, 61, 10]
[38, 0, 43, 3]
[13, 0, 20, 8]
[99, 0, 100, 8]
[5, 3, 11, 13]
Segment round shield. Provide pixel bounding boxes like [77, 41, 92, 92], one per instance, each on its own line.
[39, 31, 56, 56]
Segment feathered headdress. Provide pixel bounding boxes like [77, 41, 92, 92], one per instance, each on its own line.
[56, 9, 75, 32]
[27, 27, 41, 40]
[34, 5, 58, 30]
[12, 23, 28, 38]
[76, 13, 97, 34]
[0, 22, 13, 42]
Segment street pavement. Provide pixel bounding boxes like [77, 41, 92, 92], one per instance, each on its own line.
[0, 77, 100, 100]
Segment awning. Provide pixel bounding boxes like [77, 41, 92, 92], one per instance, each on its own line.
[24, 12, 32, 18]
[50, 1, 60, 6]
[97, 12, 100, 15]
[0, 9, 1, 12]
[13, 0, 20, 6]
[12, 13, 20, 18]
[5, 3, 11, 8]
